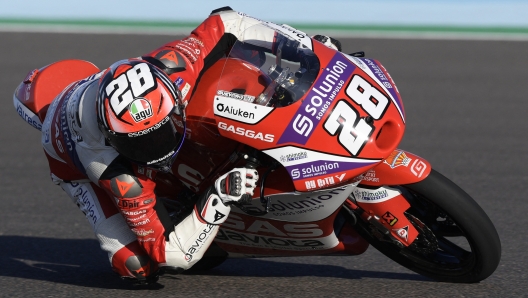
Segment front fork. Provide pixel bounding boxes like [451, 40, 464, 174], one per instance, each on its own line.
[345, 187, 417, 247]
[344, 149, 433, 247]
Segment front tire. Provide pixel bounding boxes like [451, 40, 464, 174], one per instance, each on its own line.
[352, 169, 501, 283]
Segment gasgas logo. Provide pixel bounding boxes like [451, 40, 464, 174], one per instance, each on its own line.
[218, 122, 274, 143]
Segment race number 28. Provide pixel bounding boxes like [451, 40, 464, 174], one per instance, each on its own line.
[324, 100, 373, 156]
[346, 75, 389, 120]
[323, 75, 390, 156]
[105, 63, 156, 116]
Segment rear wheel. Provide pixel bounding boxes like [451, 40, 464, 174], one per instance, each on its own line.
[352, 169, 501, 283]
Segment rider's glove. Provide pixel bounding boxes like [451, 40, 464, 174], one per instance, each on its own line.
[214, 168, 259, 205]
[312, 35, 342, 52]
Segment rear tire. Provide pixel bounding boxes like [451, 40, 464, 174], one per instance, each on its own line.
[352, 169, 501, 283]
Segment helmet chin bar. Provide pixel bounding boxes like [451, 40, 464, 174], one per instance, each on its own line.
[143, 110, 187, 173]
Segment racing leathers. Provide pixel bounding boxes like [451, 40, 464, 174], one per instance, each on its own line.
[39, 7, 291, 282]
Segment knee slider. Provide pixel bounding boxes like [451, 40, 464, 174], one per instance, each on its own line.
[125, 255, 153, 280]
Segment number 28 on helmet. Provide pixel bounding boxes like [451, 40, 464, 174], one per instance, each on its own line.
[96, 59, 185, 172]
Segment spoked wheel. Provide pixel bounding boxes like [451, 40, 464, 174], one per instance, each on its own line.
[352, 169, 501, 283]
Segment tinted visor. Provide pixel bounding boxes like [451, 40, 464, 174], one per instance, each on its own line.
[106, 115, 184, 168]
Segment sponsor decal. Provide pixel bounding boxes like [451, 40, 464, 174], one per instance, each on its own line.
[127, 213, 148, 223]
[54, 122, 64, 153]
[362, 170, 379, 183]
[353, 188, 389, 202]
[15, 100, 42, 130]
[73, 185, 100, 229]
[155, 50, 186, 69]
[138, 238, 156, 242]
[278, 53, 355, 145]
[410, 159, 427, 178]
[304, 173, 347, 190]
[214, 96, 273, 124]
[174, 43, 198, 63]
[363, 59, 390, 85]
[131, 228, 154, 237]
[122, 209, 146, 216]
[393, 225, 409, 242]
[129, 98, 153, 122]
[218, 121, 274, 142]
[360, 58, 405, 120]
[129, 218, 150, 227]
[214, 210, 226, 223]
[174, 77, 184, 88]
[290, 161, 340, 180]
[181, 82, 191, 99]
[47, 81, 90, 172]
[352, 186, 401, 203]
[66, 90, 83, 143]
[279, 151, 307, 163]
[215, 229, 339, 251]
[119, 200, 139, 209]
[146, 150, 175, 165]
[44, 128, 50, 143]
[217, 90, 255, 102]
[128, 116, 170, 137]
[287, 159, 374, 181]
[382, 211, 398, 226]
[143, 198, 154, 204]
[233, 187, 351, 222]
[216, 103, 254, 120]
[183, 37, 204, 48]
[222, 216, 324, 238]
[111, 175, 142, 198]
[384, 150, 411, 169]
[184, 224, 215, 262]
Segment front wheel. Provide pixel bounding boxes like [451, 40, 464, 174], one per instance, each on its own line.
[352, 169, 501, 283]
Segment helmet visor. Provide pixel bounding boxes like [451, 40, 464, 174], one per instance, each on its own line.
[105, 115, 184, 168]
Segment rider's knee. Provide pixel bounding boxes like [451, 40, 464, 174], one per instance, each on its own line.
[112, 242, 157, 280]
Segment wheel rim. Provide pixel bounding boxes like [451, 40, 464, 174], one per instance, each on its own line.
[401, 187, 477, 274]
[353, 187, 480, 277]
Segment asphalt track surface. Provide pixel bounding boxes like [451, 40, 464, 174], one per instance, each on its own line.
[1, 32, 527, 297]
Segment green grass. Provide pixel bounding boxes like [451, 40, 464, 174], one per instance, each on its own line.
[2, 18, 528, 39]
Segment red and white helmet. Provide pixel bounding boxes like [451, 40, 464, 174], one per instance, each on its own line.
[96, 59, 185, 171]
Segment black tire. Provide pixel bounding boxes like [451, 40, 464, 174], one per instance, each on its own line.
[352, 169, 501, 283]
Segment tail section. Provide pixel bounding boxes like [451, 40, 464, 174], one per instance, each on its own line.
[13, 59, 100, 130]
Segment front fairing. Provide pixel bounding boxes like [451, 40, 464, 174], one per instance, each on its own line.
[212, 26, 406, 192]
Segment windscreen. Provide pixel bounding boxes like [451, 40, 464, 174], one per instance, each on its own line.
[216, 27, 320, 108]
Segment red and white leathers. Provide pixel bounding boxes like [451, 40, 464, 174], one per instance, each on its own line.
[40, 7, 282, 281]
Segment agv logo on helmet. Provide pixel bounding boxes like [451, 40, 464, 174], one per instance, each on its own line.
[129, 98, 153, 122]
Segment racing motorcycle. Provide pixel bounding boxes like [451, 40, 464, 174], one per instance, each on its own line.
[14, 24, 500, 283]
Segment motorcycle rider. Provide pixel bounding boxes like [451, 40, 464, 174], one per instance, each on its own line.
[36, 6, 341, 285]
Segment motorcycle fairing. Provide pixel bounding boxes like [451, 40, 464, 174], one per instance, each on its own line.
[216, 205, 367, 256]
[263, 146, 378, 192]
[209, 31, 406, 192]
[360, 149, 432, 186]
[231, 183, 356, 222]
